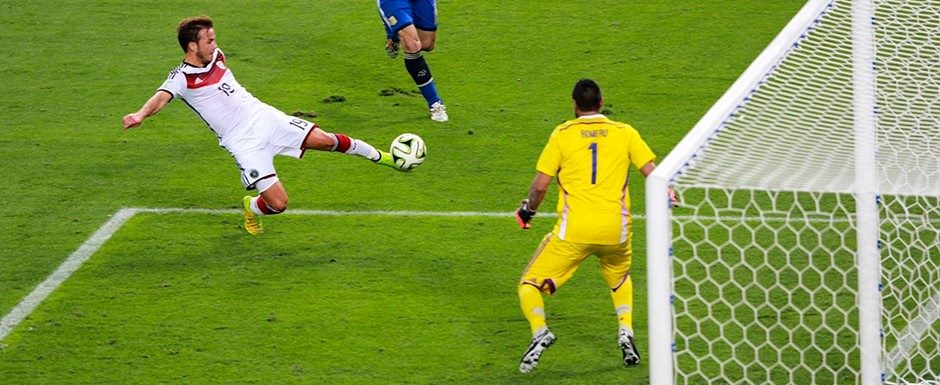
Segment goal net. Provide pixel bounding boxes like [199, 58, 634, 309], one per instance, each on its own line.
[645, 1, 939, 384]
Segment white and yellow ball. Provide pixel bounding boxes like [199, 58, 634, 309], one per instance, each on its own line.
[390, 133, 427, 171]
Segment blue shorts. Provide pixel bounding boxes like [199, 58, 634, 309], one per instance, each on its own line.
[378, 0, 438, 38]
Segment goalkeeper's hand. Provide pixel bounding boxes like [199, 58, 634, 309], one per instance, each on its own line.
[515, 199, 536, 229]
[668, 188, 679, 208]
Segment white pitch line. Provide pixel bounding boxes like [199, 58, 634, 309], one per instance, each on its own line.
[0, 208, 138, 341]
[6, 205, 926, 342]
[0, 206, 555, 342]
[131, 207, 930, 224]
[117, 207, 859, 223]
[134, 207, 552, 217]
[885, 287, 940, 378]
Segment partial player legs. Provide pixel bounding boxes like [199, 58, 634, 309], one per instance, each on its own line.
[397, 25, 447, 122]
[402, 50, 445, 119]
[428, 99, 448, 122]
[608, 274, 635, 335]
[416, 28, 436, 51]
[303, 126, 377, 156]
[518, 281, 553, 373]
[518, 283, 548, 337]
[240, 125, 409, 235]
[517, 234, 589, 373]
[518, 328, 556, 374]
[599, 241, 640, 365]
[618, 329, 641, 366]
[242, 181, 288, 235]
[517, 281, 555, 373]
[301, 126, 402, 171]
[242, 196, 261, 235]
[611, 275, 640, 365]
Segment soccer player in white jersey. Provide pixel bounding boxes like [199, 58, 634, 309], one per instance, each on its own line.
[123, 16, 405, 235]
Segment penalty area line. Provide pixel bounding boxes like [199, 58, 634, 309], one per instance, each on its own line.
[0, 208, 138, 341]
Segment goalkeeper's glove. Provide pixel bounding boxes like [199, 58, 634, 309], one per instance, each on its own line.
[515, 199, 536, 229]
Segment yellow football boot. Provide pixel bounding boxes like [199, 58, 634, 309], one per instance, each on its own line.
[242, 195, 263, 235]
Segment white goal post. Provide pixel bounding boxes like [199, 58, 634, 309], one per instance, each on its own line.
[647, 0, 939, 384]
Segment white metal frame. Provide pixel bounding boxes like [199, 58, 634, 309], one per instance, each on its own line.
[852, 1, 881, 384]
[645, 1, 884, 384]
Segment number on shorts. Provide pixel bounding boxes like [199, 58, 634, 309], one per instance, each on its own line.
[289, 118, 309, 131]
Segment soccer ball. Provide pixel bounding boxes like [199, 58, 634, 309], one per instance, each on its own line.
[390, 133, 426, 171]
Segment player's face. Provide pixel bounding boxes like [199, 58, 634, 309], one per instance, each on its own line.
[194, 28, 218, 65]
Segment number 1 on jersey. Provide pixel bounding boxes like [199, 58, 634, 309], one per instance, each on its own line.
[588, 142, 598, 184]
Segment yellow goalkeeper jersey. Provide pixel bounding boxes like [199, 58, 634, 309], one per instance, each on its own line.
[535, 114, 656, 245]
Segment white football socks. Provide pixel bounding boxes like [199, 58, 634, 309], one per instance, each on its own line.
[346, 138, 381, 161]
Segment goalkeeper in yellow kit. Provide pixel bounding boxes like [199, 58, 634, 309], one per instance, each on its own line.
[514, 79, 674, 373]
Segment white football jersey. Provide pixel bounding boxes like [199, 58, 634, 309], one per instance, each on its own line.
[159, 48, 267, 147]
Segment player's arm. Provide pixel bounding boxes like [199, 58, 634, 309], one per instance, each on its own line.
[122, 90, 173, 130]
[639, 160, 656, 177]
[639, 160, 679, 207]
[516, 172, 553, 229]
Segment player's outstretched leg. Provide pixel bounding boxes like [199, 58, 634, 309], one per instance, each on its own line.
[328, 133, 403, 172]
[372, 150, 401, 171]
[242, 195, 263, 235]
[328, 133, 405, 172]
[304, 129, 406, 172]
[519, 329, 556, 373]
[618, 329, 641, 366]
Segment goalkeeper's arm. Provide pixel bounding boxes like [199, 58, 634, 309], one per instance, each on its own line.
[516, 172, 553, 229]
[640, 160, 679, 207]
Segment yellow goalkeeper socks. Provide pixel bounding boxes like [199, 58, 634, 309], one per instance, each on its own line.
[518, 283, 548, 336]
[611, 275, 635, 333]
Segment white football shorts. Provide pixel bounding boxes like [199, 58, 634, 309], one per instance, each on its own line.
[226, 107, 316, 192]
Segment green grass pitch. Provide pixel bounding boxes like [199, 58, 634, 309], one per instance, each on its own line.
[0, 1, 804, 383]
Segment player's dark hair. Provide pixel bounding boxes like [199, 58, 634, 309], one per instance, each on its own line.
[572, 79, 602, 112]
[177, 16, 214, 53]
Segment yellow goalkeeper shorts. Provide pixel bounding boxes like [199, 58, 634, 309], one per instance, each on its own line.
[520, 232, 633, 294]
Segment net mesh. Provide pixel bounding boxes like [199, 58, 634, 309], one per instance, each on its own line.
[665, 0, 939, 383]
